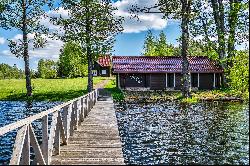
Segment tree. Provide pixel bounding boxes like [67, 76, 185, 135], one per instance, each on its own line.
[0, 0, 54, 96]
[142, 30, 156, 56]
[229, 50, 249, 98]
[0, 63, 25, 79]
[190, 0, 249, 86]
[52, 0, 123, 92]
[157, 0, 192, 97]
[187, 39, 214, 57]
[38, 59, 58, 79]
[132, 0, 193, 97]
[142, 31, 178, 56]
[58, 41, 87, 78]
[155, 31, 176, 56]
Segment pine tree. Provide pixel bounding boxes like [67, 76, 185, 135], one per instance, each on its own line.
[142, 30, 156, 56]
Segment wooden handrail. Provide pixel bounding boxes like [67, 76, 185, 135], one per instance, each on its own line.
[0, 89, 99, 165]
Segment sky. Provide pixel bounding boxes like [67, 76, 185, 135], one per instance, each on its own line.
[0, 0, 246, 71]
[0, 0, 182, 70]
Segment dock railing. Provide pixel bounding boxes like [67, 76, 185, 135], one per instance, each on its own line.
[0, 89, 99, 165]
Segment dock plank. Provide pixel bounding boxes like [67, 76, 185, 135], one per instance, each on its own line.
[51, 97, 124, 165]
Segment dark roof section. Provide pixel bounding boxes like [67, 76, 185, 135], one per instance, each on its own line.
[97, 55, 111, 67]
[112, 56, 224, 73]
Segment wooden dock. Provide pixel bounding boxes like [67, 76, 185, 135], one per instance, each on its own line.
[51, 94, 124, 165]
[0, 89, 124, 165]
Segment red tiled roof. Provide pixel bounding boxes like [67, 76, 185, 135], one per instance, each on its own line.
[112, 56, 223, 73]
[97, 55, 111, 67]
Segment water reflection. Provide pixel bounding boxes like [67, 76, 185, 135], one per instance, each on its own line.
[0, 101, 61, 164]
[115, 101, 249, 165]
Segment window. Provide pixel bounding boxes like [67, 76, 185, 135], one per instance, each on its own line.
[102, 70, 107, 75]
[92, 70, 97, 76]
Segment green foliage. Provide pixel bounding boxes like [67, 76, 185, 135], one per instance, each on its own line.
[52, 0, 124, 91]
[181, 96, 199, 104]
[142, 31, 179, 56]
[155, 31, 177, 56]
[0, 0, 56, 96]
[190, 0, 249, 69]
[58, 41, 87, 78]
[0, 63, 25, 79]
[142, 30, 156, 56]
[0, 77, 106, 101]
[0, 0, 54, 55]
[104, 79, 124, 102]
[228, 50, 249, 99]
[38, 59, 58, 79]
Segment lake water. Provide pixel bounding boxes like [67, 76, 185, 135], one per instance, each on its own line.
[0, 101, 61, 165]
[115, 101, 249, 165]
[0, 101, 249, 165]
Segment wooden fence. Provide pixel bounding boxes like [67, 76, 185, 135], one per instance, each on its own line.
[0, 89, 99, 165]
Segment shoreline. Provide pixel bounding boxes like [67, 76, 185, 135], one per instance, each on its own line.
[110, 90, 248, 104]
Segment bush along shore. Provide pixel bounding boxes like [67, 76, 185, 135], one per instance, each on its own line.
[117, 89, 248, 104]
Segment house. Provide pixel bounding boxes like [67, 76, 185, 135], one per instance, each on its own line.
[92, 55, 111, 77]
[112, 56, 224, 90]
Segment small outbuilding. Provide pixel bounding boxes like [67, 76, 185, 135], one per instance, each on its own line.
[92, 55, 111, 77]
[112, 56, 224, 90]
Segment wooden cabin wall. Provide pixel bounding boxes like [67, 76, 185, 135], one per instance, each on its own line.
[199, 73, 214, 90]
[175, 73, 182, 90]
[150, 74, 166, 90]
[117, 72, 222, 90]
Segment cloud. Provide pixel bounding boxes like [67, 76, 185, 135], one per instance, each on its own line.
[43, 2, 168, 34]
[39, 1, 168, 34]
[39, 7, 69, 31]
[1, 7, 69, 60]
[2, 34, 64, 59]
[113, 0, 168, 33]
[0, 37, 5, 44]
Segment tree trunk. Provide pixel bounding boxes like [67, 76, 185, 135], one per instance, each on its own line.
[86, 5, 93, 93]
[181, 0, 191, 98]
[87, 43, 93, 92]
[22, 0, 32, 97]
[228, 0, 240, 68]
[211, 0, 227, 86]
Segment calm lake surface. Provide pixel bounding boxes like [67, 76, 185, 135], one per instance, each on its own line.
[0, 101, 61, 165]
[115, 101, 249, 165]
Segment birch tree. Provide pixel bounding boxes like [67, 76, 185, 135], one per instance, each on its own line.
[190, 0, 249, 86]
[132, 0, 194, 97]
[52, 0, 123, 92]
[0, 0, 54, 97]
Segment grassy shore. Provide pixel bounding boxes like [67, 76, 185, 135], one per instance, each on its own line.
[103, 80, 248, 103]
[0, 77, 106, 101]
[123, 90, 248, 104]
[104, 79, 124, 102]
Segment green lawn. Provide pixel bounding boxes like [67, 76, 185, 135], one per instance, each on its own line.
[104, 79, 125, 102]
[0, 77, 107, 101]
